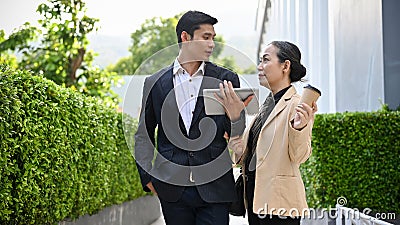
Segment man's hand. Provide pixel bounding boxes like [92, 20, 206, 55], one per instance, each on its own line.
[228, 135, 245, 155]
[214, 80, 254, 121]
[146, 182, 158, 195]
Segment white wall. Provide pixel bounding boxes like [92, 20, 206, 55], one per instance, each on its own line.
[114, 74, 267, 119]
[331, 0, 384, 112]
[257, 0, 385, 113]
[117, 0, 386, 117]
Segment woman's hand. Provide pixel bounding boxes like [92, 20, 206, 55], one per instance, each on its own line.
[292, 101, 318, 130]
[214, 80, 253, 121]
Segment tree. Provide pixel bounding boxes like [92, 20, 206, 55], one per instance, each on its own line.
[0, 26, 36, 69]
[108, 13, 239, 75]
[0, 0, 121, 108]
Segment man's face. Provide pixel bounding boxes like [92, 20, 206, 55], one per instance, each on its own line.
[183, 24, 216, 62]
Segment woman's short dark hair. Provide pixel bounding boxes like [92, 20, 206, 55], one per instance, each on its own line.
[270, 41, 307, 82]
[176, 11, 218, 47]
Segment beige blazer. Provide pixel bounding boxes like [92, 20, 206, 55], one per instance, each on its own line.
[239, 86, 313, 217]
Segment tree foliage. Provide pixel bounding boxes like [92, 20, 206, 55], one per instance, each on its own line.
[108, 13, 242, 75]
[0, 0, 121, 108]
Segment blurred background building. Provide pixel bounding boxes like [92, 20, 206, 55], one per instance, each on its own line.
[117, 0, 400, 118]
[255, 0, 400, 113]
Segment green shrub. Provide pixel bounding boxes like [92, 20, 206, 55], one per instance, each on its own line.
[0, 65, 146, 224]
[301, 111, 400, 213]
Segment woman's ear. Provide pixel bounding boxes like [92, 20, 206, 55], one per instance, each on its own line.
[283, 60, 291, 73]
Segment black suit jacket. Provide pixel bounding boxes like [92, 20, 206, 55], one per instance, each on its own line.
[134, 61, 245, 203]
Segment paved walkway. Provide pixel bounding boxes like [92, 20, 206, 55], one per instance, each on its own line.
[150, 209, 248, 225]
[150, 210, 328, 225]
[150, 168, 248, 225]
[151, 211, 335, 225]
[150, 168, 333, 225]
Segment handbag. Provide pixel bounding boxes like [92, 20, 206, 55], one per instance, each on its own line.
[229, 173, 246, 217]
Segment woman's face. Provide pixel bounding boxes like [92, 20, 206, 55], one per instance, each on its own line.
[257, 44, 285, 89]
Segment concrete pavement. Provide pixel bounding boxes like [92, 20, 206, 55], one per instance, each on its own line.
[149, 168, 332, 225]
[150, 207, 248, 225]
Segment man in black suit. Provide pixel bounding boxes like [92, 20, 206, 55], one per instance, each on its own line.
[134, 10, 251, 225]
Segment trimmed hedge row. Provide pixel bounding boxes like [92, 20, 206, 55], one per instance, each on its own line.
[2, 64, 399, 223]
[301, 111, 400, 214]
[0, 65, 145, 224]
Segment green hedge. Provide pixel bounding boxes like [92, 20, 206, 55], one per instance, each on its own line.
[0, 65, 146, 224]
[2, 63, 399, 222]
[301, 111, 400, 213]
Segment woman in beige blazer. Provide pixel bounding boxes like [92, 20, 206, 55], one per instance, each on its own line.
[229, 41, 317, 225]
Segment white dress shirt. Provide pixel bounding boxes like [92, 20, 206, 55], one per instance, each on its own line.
[172, 58, 205, 134]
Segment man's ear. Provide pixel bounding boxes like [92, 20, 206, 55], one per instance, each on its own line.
[181, 31, 191, 41]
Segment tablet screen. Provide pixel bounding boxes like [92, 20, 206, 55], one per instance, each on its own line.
[203, 88, 259, 115]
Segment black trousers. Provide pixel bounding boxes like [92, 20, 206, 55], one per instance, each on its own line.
[245, 176, 301, 225]
[159, 186, 230, 225]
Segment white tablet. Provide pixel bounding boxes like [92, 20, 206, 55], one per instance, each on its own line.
[203, 87, 259, 115]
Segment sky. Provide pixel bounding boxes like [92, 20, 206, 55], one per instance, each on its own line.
[0, 0, 259, 39]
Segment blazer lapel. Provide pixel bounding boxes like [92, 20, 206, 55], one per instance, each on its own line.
[189, 63, 220, 130]
[159, 65, 187, 133]
[241, 87, 297, 165]
[261, 86, 296, 131]
[159, 67, 179, 116]
[255, 86, 297, 165]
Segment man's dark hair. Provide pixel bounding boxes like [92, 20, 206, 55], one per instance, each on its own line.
[176, 10, 218, 46]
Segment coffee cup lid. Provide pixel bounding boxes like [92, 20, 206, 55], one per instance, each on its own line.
[304, 84, 321, 96]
